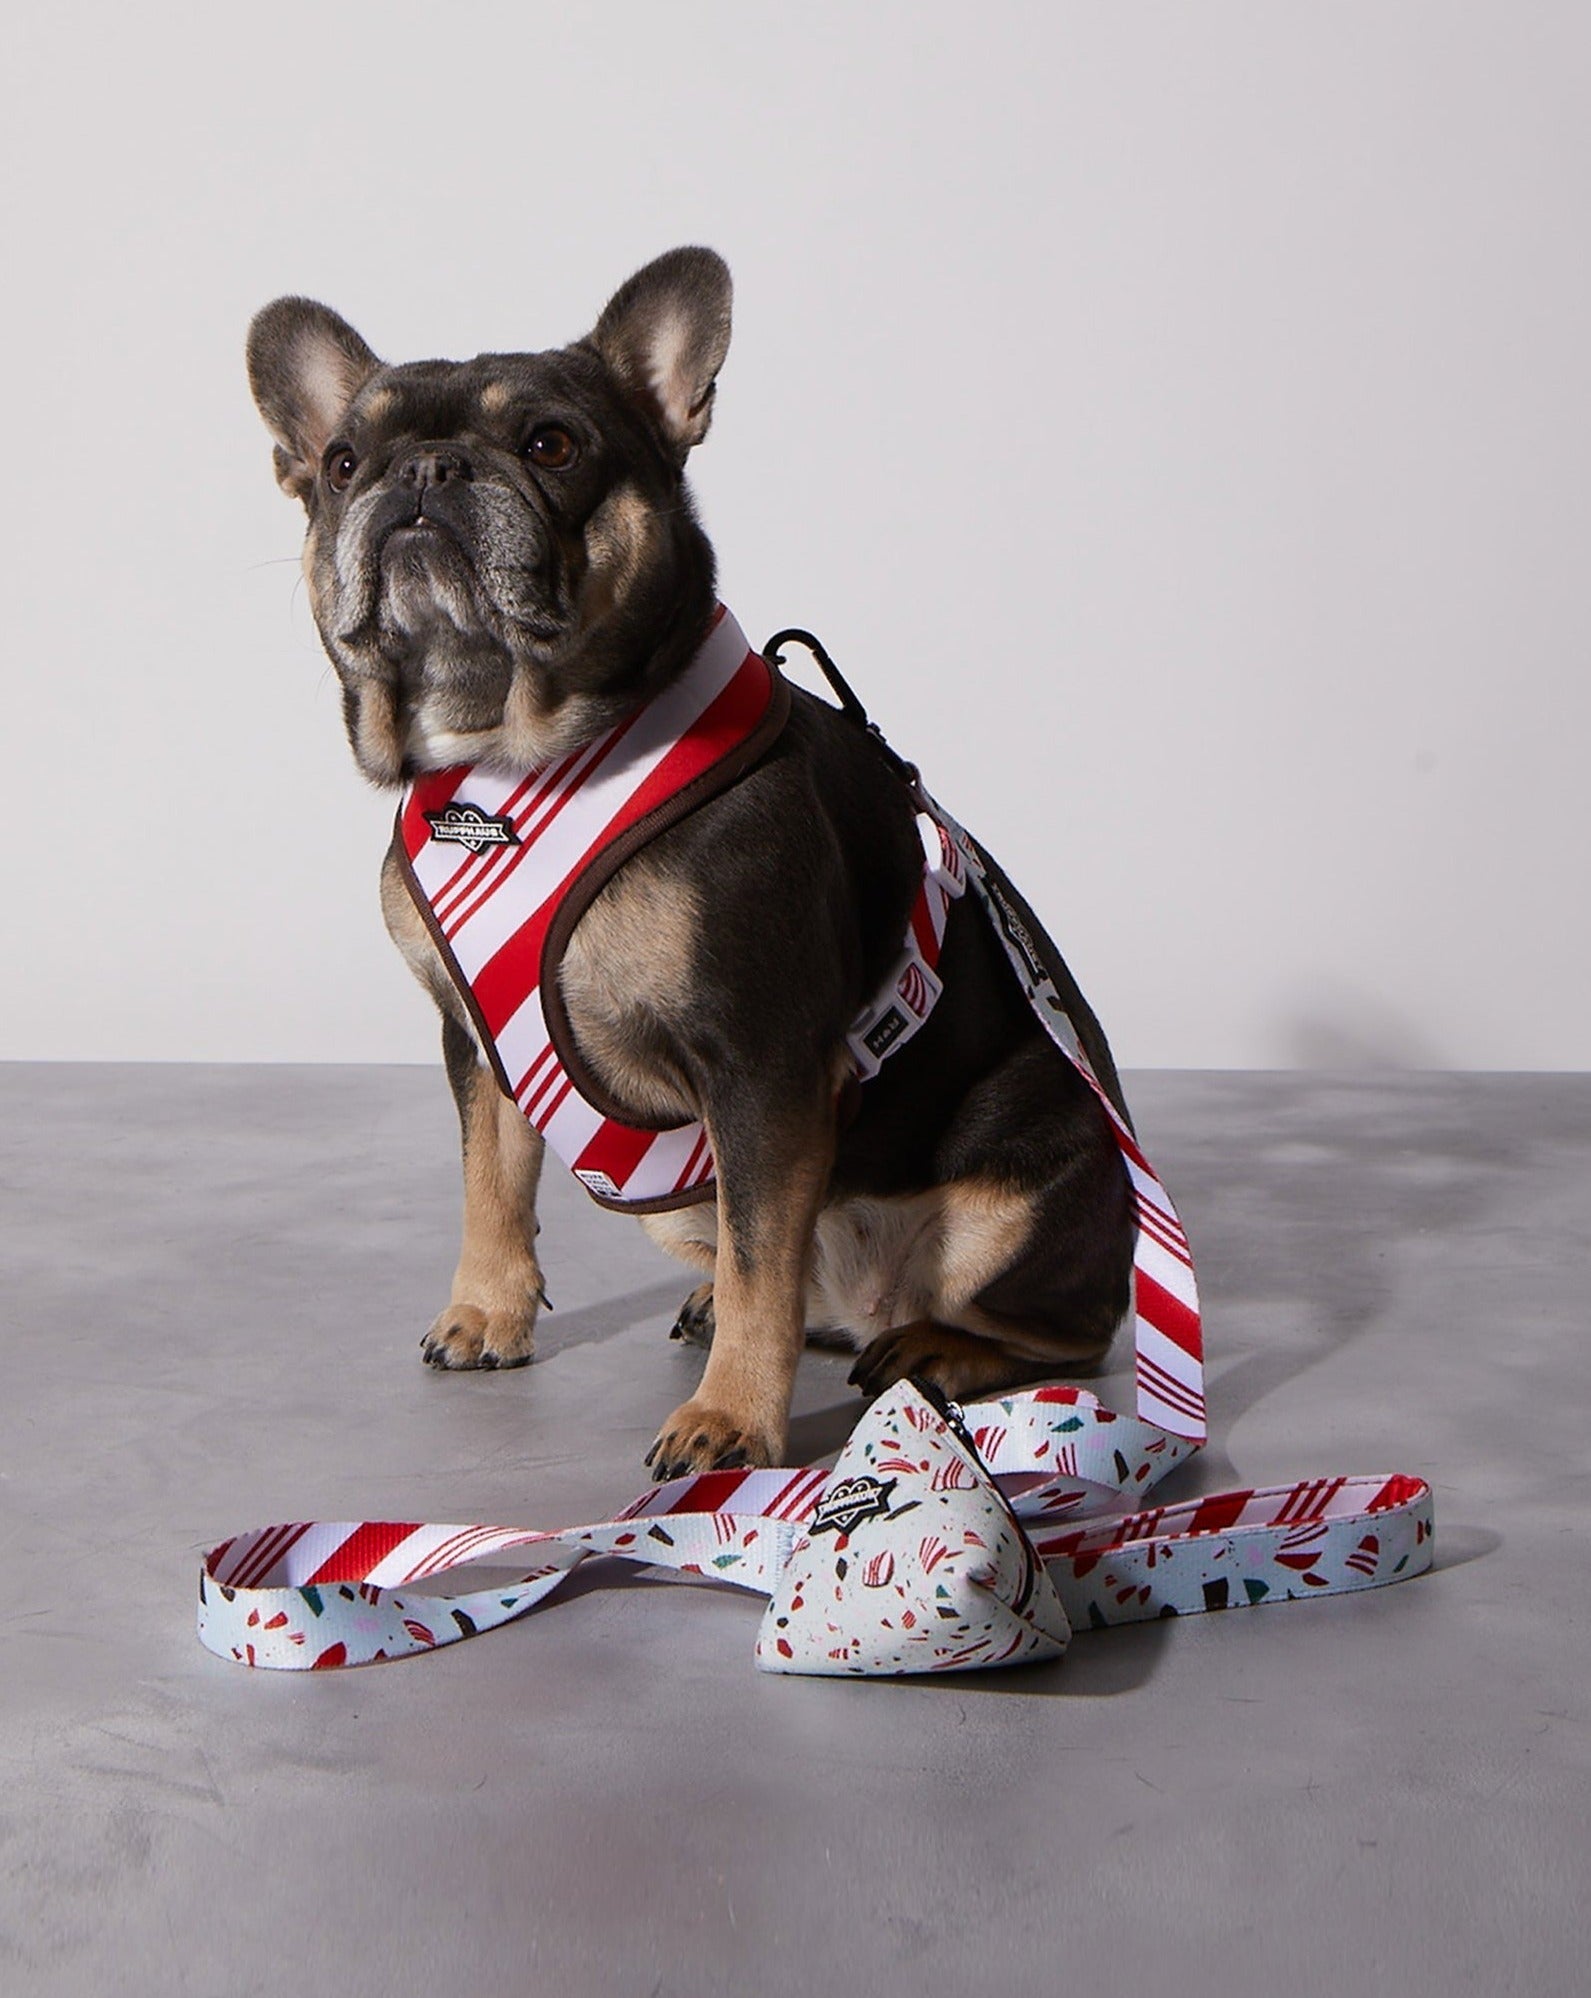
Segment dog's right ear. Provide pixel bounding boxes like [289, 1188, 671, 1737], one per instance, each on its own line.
[588, 248, 732, 465]
[247, 298, 381, 505]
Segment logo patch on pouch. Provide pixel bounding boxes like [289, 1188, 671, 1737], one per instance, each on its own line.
[808, 1474, 898, 1536]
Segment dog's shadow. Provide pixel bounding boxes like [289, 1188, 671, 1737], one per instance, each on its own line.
[786, 1398, 867, 1463]
[532, 1279, 690, 1361]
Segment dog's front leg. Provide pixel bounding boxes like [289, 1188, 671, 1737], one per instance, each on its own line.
[646, 1075, 836, 1477]
[420, 1015, 548, 1370]
[381, 851, 548, 1370]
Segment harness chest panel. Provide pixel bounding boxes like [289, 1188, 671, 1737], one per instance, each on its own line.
[395, 607, 965, 1213]
[396, 607, 778, 1210]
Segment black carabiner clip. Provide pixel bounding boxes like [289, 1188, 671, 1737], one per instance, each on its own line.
[762, 626, 920, 789]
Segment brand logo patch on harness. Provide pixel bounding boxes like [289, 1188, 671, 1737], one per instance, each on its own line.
[424, 804, 520, 854]
[809, 1474, 898, 1537]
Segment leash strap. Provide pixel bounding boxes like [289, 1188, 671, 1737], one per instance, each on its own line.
[197, 1382, 1432, 1675]
[920, 791, 1207, 1445]
[762, 628, 1206, 1448]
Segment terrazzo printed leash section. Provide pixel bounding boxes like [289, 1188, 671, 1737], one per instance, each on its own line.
[197, 1382, 1434, 1677]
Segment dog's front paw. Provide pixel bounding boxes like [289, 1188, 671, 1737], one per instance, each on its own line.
[644, 1399, 775, 1480]
[421, 1301, 535, 1371]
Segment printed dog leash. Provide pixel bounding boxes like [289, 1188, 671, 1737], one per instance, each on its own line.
[196, 1380, 1433, 1676]
[918, 788, 1207, 1448]
[196, 1108, 1426, 1677]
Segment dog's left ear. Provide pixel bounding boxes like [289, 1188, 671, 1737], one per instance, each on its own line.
[588, 247, 732, 462]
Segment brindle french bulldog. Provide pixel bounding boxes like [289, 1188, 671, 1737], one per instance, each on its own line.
[247, 246, 1135, 1479]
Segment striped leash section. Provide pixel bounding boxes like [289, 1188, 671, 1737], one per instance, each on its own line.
[196, 1383, 1433, 1674]
[920, 793, 1207, 1446]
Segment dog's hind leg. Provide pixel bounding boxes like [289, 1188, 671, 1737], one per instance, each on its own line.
[668, 1282, 717, 1348]
[845, 1038, 1135, 1403]
[847, 1321, 1070, 1401]
[420, 1013, 549, 1370]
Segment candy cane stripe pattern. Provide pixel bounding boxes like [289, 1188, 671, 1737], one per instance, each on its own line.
[397, 604, 779, 1212]
[920, 793, 1208, 1447]
[396, 606, 970, 1212]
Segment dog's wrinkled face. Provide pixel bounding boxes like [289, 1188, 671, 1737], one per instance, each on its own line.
[247, 248, 731, 784]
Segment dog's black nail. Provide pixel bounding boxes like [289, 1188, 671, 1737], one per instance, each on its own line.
[479, 1353, 498, 1369]
[719, 1448, 750, 1470]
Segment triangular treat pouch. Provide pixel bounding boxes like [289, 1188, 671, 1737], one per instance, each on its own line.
[755, 1378, 1071, 1676]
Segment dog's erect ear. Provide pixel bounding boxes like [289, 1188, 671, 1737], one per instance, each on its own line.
[247, 297, 381, 504]
[588, 247, 732, 462]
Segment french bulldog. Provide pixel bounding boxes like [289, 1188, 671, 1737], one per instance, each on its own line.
[247, 246, 1136, 1479]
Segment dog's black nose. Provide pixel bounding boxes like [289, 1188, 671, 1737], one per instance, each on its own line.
[398, 447, 474, 490]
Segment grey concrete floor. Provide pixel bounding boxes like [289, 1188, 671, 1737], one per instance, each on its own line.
[1, 1065, 1587, 1997]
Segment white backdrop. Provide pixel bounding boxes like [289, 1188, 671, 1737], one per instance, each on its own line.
[4, 3, 1585, 1069]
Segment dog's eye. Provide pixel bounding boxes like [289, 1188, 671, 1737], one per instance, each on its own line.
[523, 426, 578, 471]
[325, 444, 359, 493]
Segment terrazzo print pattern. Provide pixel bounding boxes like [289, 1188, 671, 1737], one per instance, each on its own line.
[1034, 1471, 1434, 1628]
[197, 1386, 1434, 1678]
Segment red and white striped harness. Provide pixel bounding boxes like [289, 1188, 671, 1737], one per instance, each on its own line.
[396, 606, 967, 1214]
[396, 604, 1205, 1443]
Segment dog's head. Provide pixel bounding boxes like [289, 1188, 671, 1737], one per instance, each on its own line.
[247, 248, 730, 784]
